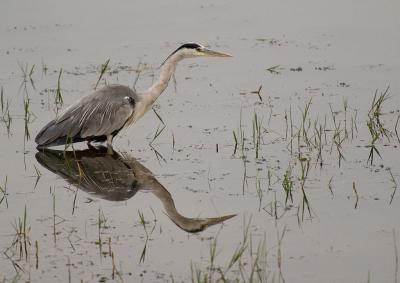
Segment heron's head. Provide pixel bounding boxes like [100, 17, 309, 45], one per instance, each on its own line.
[162, 43, 231, 65]
[177, 43, 231, 58]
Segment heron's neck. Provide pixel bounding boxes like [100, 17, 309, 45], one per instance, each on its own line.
[147, 181, 186, 223]
[147, 179, 228, 233]
[142, 54, 180, 105]
[136, 169, 234, 233]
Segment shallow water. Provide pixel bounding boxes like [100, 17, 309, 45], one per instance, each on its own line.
[0, 0, 400, 282]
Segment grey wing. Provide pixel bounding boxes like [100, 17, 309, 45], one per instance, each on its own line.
[77, 95, 134, 138]
[35, 85, 136, 146]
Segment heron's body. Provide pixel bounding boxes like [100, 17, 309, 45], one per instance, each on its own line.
[35, 43, 230, 148]
[36, 85, 138, 147]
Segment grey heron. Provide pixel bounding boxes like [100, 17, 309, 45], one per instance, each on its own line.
[35, 43, 231, 148]
[35, 147, 235, 232]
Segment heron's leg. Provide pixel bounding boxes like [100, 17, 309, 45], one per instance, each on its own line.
[106, 135, 113, 147]
[106, 135, 114, 155]
[107, 146, 114, 155]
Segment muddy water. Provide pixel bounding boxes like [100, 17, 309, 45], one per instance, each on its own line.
[1, 0, 400, 282]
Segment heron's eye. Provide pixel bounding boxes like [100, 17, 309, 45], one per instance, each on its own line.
[124, 96, 135, 106]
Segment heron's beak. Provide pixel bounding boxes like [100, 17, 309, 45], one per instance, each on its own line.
[202, 49, 232, 57]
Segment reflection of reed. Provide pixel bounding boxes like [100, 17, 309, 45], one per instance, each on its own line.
[35, 147, 235, 232]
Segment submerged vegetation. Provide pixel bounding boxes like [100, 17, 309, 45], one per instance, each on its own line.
[232, 86, 397, 219]
[190, 218, 287, 283]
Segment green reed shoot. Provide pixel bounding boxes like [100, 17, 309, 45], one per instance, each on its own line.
[393, 229, 399, 283]
[232, 130, 238, 155]
[329, 103, 338, 130]
[33, 165, 42, 189]
[246, 85, 263, 101]
[209, 237, 218, 269]
[138, 210, 147, 235]
[139, 241, 148, 264]
[152, 107, 165, 125]
[1, 87, 11, 133]
[63, 132, 76, 154]
[208, 234, 219, 282]
[1, 86, 3, 113]
[150, 145, 167, 164]
[55, 68, 63, 106]
[238, 107, 246, 158]
[0, 176, 9, 208]
[282, 167, 293, 205]
[289, 106, 293, 153]
[367, 118, 382, 165]
[225, 243, 247, 272]
[262, 191, 282, 219]
[254, 234, 268, 282]
[352, 181, 359, 209]
[53, 195, 56, 245]
[5, 107, 12, 136]
[343, 98, 349, 139]
[150, 124, 166, 145]
[353, 109, 358, 135]
[95, 208, 109, 255]
[389, 168, 398, 204]
[299, 157, 311, 220]
[94, 59, 110, 90]
[327, 104, 346, 166]
[172, 131, 175, 150]
[266, 65, 280, 74]
[11, 205, 30, 261]
[226, 217, 251, 272]
[284, 110, 288, 140]
[313, 122, 323, 166]
[35, 240, 39, 269]
[368, 87, 391, 141]
[395, 114, 400, 143]
[252, 110, 263, 159]
[137, 210, 156, 263]
[18, 62, 35, 83]
[333, 128, 346, 167]
[132, 61, 143, 91]
[255, 173, 263, 211]
[110, 251, 123, 281]
[255, 85, 262, 101]
[150, 108, 166, 145]
[23, 97, 31, 141]
[328, 177, 334, 198]
[23, 97, 30, 121]
[242, 157, 248, 195]
[369, 87, 390, 120]
[191, 262, 207, 283]
[300, 98, 312, 147]
[277, 225, 287, 282]
[366, 89, 390, 164]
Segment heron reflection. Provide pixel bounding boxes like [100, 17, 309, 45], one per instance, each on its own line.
[35, 147, 235, 233]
